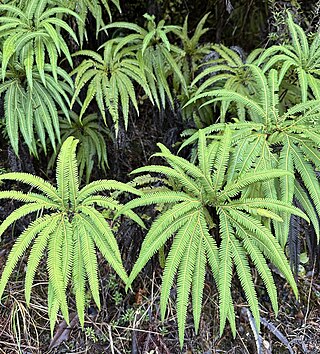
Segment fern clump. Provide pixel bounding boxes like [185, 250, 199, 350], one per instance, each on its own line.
[186, 65, 320, 247]
[0, 136, 143, 332]
[119, 128, 306, 346]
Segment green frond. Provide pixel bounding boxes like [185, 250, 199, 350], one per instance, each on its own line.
[219, 170, 292, 200]
[225, 198, 308, 222]
[77, 212, 127, 283]
[191, 214, 207, 334]
[218, 211, 234, 335]
[131, 165, 201, 197]
[117, 191, 200, 218]
[78, 179, 142, 203]
[212, 127, 231, 191]
[0, 215, 52, 301]
[155, 143, 207, 182]
[291, 144, 320, 215]
[233, 219, 278, 314]
[127, 202, 200, 289]
[227, 209, 298, 298]
[176, 216, 199, 347]
[47, 216, 69, 323]
[72, 218, 86, 328]
[231, 236, 260, 330]
[77, 206, 123, 265]
[79, 222, 100, 309]
[160, 211, 199, 320]
[294, 181, 319, 241]
[0, 202, 51, 240]
[25, 216, 60, 305]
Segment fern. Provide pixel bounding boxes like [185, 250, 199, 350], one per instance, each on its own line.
[48, 111, 111, 183]
[0, 0, 81, 84]
[118, 129, 304, 346]
[186, 66, 320, 247]
[190, 44, 263, 121]
[103, 13, 187, 109]
[55, 0, 121, 46]
[0, 136, 143, 332]
[71, 41, 152, 134]
[257, 11, 320, 102]
[0, 61, 73, 155]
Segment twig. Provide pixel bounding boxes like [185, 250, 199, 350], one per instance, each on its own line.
[260, 317, 294, 354]
[303, 258, 317, 335]
[241, 307, 263, 354]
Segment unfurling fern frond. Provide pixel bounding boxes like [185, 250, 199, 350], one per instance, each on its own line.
[0, 136, 143, 332]
[118, 129, 303, 346]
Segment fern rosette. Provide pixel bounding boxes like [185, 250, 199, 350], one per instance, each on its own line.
[0, 136, 143, 331]
[119, 128, 307, 346]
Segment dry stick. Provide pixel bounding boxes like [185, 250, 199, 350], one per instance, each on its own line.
[260, 317, 294, 354]
[241, 307, 263, 354]
[303, 258, 317, 336]
[242, 307, 296, 354]
[108, 324, 116, 354]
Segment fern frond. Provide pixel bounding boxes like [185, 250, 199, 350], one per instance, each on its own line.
[218, 211, 234, 335]
[47, 216, 69, 323]
[0, 215, 52, 300]
[25, 216, 60, 305]
[176, 215, 199, 347]
[72, 218, 86, 327]
[160, 211, 199, 320]
[79, 222, 100, 308]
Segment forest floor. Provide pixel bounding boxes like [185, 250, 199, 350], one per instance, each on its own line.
[0, 109, 319, 353]
[0, 244, 319, 354]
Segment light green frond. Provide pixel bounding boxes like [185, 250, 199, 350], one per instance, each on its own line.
[117, 191, 199, 218]
[231, 236, 260, 330]
[131, 165, 201, 197]
[219, 170, 291, 200]
[81, 196, 145, 229]
[227, 209, 298, 298]
[242, 236, 278, 314]
[291, 144, 320, 215]
[212, 127, 231, 191]
[79, 222, 100, 309]
[155, 143, 206, 181]
[225, 198, 308, 221]
[47, 216, 69, 322]
[160, 211, 199, 320]
[218, 211, 234, 335]
[176, 216, 199, 347]
[192, 215, 206, 334]
[25, 216, 60, 305]
[77, 206, 123, 264]
[127, 203, 200, 289]
[78, 179, 142, 203]
[72, 218, 86, 328]
[0, 202, 50, 240]
[294, 180, 319, 241]
[4, 83, 19, 154]
[77, 213, 128, 284]
[0, 215, 52, 301]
